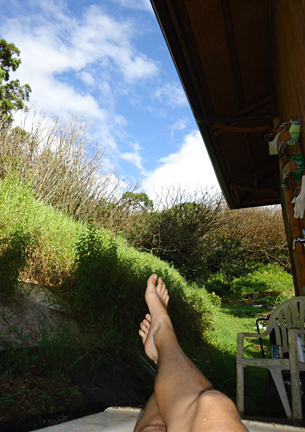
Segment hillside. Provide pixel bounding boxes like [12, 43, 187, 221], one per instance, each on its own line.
[0, 173, 216, 430]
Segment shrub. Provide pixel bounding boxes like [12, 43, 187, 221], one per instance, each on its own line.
[0, 110, 130, 220]
[121, 186, 223, 280]
[204, 263, 294, 302]
[0, 228, 36, 298]
[203, 237, 251, 280]
[63, 224, 120, 321]
[219, 205, 289, 268]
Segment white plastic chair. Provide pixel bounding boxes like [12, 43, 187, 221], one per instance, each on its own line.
[236, 296, 305, 423]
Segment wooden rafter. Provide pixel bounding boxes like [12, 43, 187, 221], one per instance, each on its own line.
[230, 163, 279, 187]
[230, 184, 278, 196]
[214, 125, 271, 135]
[221, 0, 245, 108]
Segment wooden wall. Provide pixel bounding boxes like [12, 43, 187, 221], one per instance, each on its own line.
[272, 0, 305, 296]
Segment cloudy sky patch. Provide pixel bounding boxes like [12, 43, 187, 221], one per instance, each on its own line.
[0, 0, 218, 199]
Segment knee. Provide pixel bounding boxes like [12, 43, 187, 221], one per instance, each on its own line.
[196, 389, 239, 416]
[192, 390, 246, 432]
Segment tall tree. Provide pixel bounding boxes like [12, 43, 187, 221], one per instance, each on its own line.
[0, 39, 31, 123]
[121, 192, 154, 212]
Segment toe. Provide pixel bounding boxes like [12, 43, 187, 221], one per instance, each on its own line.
[143, 319, 150, 330]
[147, 274, 158, 287]
[140, 321, 149, 333]
[156, 277, 163, 293]
[165, 294, 169, 307]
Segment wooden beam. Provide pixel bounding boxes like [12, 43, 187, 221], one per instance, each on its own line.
[221, 0, 245, 108]
[237, 197, 282, 207]
[212, 95, 277, 136]
[214, 125, 271, 135]
[230, 163, 279, 186]
[168, 0, 215, 116]
[230, 184, 278, 196]
[196, 113, 276, 125]
[212, 94, 276, 128]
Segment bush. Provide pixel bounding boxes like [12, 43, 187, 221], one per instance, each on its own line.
[0, 110, 130, 220]
[53, 224, 216, 346]
[219, 205, 289, 268]
[0, 228, 36, 298]
[62, 224, 120, 321]
[121, 186, 223, 280]
[204, 263, 294, 302]
[116, 188, 289, 286]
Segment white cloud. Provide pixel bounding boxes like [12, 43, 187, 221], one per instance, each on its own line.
[0, 1, 160, 156]
[80, 72, 95, 87]
[155, 82, 188, 107]
[114, 0, 153, 13]
[143, 131, 219, 200]
[169, 118, 187, 138]
[2, 3, 158, 118]
[73, 5, 158, 83]
[121, 143, 144, 171]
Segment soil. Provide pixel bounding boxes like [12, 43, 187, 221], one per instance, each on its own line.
[0, 351, 155, 432]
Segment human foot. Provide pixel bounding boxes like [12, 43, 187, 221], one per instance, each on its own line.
[139, 314, 158, 363]
[145, 274, 169, 317]
[139, 274, 172, 363]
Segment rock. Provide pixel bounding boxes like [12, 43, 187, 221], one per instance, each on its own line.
[0, 282, 79, 350]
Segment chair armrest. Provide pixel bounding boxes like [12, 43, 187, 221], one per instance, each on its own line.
[237, 330, 271, 358]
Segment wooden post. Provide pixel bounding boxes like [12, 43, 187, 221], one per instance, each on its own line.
[278, 136, 305, 296]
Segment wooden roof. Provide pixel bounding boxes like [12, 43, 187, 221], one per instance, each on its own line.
[151, 0, 280, 209]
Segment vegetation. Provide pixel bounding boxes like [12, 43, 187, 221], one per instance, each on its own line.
[201, 267, 294, 418]
[0, 39, 31, 123]
[114, 188, 288, 285]
[0, 112, 132, 220]
[0, 108, 294, 427]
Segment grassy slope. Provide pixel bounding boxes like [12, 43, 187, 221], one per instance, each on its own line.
[0, 174, 216, 425]
[0, 174, 296, 423]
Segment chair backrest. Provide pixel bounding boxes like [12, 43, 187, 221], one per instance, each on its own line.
[266, 296, 305, 354]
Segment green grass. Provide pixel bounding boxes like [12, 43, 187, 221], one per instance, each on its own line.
[0, 172, 82, 287]
[230, 263, 294, 305]
[0, 172, 296, 423]
[0, 173, 215, 372]
[194, 266, 294, 418]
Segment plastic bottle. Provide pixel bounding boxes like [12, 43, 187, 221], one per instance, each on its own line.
[289, 119, 301, 144]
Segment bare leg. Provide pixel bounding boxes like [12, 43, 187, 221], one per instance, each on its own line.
[138, 274, 248, 432]
[134, 393, 166, 432]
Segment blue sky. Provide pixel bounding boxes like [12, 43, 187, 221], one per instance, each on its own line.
[0, 0, 219, 201]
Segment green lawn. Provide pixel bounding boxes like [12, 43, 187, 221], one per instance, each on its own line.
[197, 269, 294, 419]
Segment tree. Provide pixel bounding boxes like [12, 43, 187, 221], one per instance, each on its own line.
[121, 192, 153, 212]
[0, 39, 31, 123]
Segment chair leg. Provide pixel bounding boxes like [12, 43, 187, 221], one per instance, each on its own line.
[288, 329, 303, 424]
[269, 368, 292, 419]
[236, 363, 244, 416]
[290, 366, 303, 425]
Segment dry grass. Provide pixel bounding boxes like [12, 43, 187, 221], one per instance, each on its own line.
[0, 110, 129, 220]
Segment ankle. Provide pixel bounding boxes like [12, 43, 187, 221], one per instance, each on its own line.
[153, 318, 176, 349]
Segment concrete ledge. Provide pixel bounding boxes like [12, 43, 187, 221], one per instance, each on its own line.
[32, 407, 305, 431]
[33, 407, 141, 432]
